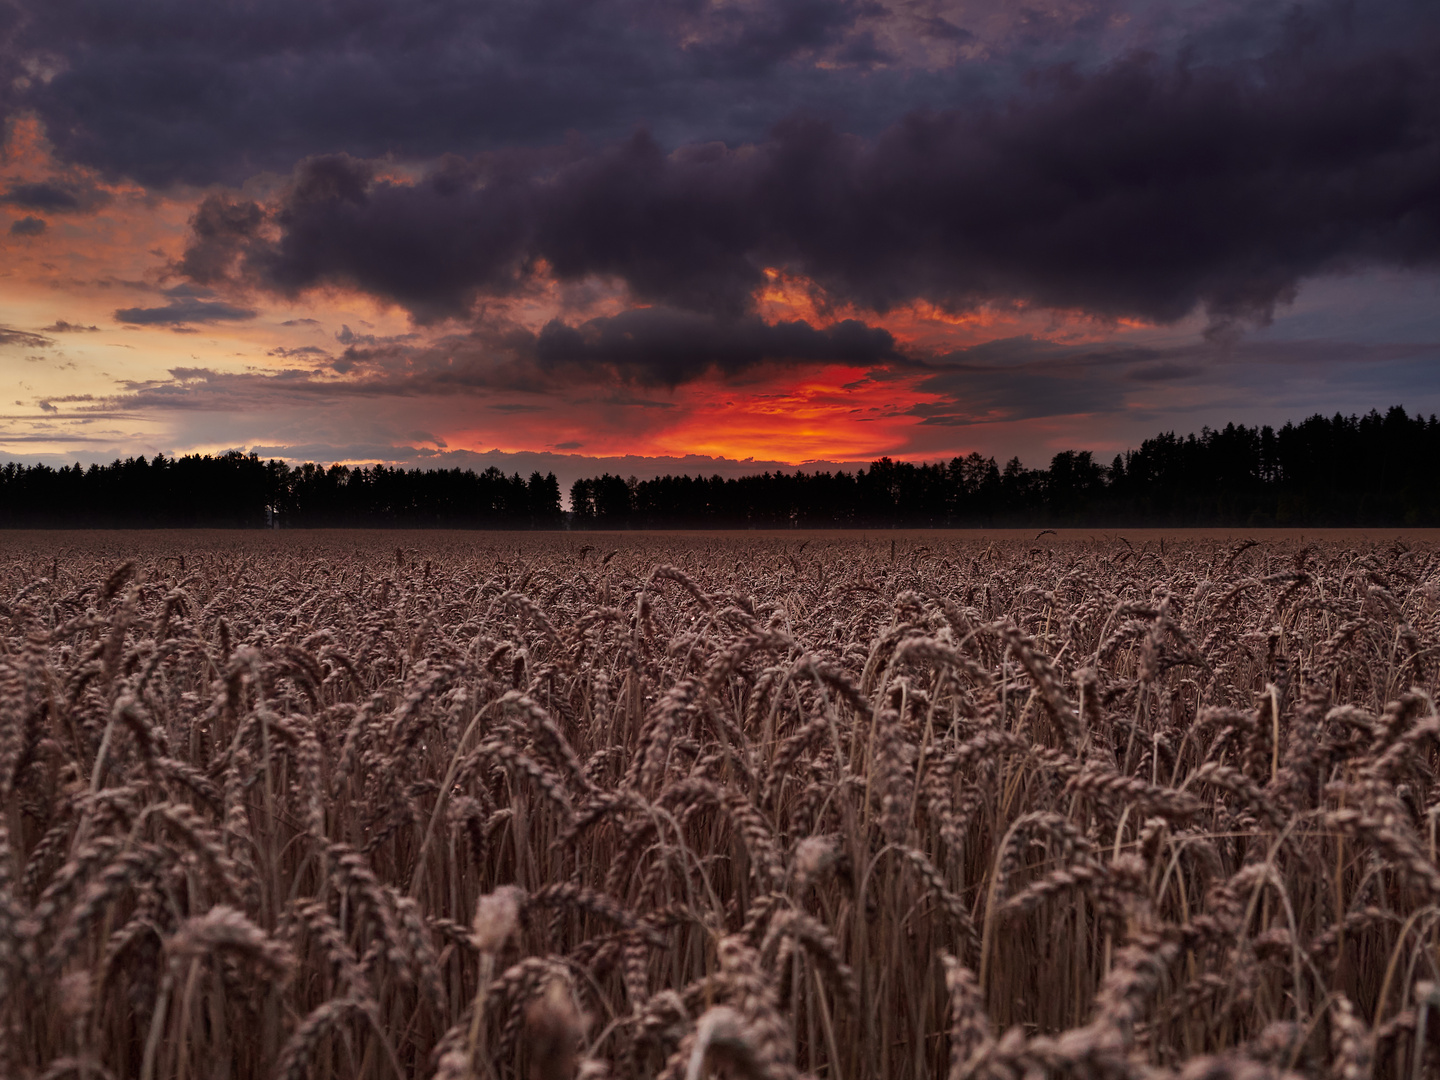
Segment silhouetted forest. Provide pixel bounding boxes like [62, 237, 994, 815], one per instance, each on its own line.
[3, 406, 1438, 528]
[0, 458, 563, 528]
[572, 406, 1440, 528]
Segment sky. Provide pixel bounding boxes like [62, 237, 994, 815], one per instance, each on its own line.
[1, 0, 1438, 490]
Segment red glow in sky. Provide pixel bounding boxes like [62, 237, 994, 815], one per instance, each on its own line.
[3, 0, 1439, 479]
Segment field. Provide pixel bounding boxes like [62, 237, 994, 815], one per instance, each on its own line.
[3, 528, 1440, 1080]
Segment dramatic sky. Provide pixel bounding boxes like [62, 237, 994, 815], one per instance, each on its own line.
[2, 0, 1438, 486]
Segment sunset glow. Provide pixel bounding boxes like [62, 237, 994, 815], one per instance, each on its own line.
[2, 0, 1437, 489]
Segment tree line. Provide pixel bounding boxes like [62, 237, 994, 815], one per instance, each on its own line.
[569, 406, 1440, 528]
[0, 456, 563, 528]
[1, 406, 1437, 528]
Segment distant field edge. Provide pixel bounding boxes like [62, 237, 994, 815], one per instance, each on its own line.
[4, 526, 1440, 543]
[4, 523, 1440, 535]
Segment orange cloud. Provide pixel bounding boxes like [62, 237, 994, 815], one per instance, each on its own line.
[751, 267, 1168, 359]
[0, 121, 1196, 470]
[428, 362, 944, 466]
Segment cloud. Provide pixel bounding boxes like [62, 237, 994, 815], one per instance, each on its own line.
[5, 0, 1439, 475]
[114, 297, 259, 325]
[0, 0, 1057, 188]
[268, 345, 330, 358]
[171, 14, 1440, 331]
[25, 326, 1439, 473]
[89, 366, 338, 413]
[175, 195, 267, 285]
[333, 323, 418, 347]
[256, 306, 903, 395]
[41, 320, 100, 332]
[2, 183, 78, 211]
[0, 180, 110, 213]
[1127, 363, 1201, 382]
[532, 307, 900, 386]
[0, 326, 51, 348]
[56, 302, 904, 416]
[9, 216, 47, 236]
[903, 338, 1164, 426]
[108, 313, 1431, 449]
[897, 333, 1440, 431]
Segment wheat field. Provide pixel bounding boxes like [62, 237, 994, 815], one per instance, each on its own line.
[3, 529, 1440, 1080]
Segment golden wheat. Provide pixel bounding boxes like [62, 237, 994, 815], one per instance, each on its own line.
[1, 529, 1438, 1078]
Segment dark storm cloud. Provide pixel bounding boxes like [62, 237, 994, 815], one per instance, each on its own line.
[533, 308, 899, 386]
[175, 196, 267, 285]
[175, 10, 1440, 334]
[2, 182, 77, 211]
[178, 156, 535, 323]
[0, 0, 892, 187]
[0, 180, 110, 213]
[11, 0, 1433, 190]
[302, 307, 901, 393]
